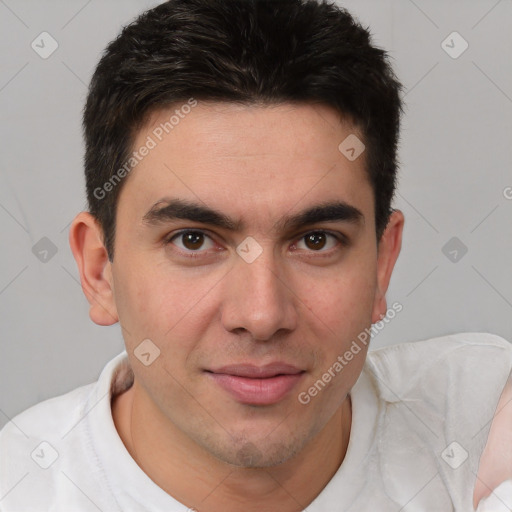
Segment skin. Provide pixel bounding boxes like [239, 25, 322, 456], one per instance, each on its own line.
[69, 102, 405, 511]
[473, 373, 512, 508]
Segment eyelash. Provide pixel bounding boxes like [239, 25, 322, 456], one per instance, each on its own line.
[163, 229, 348, 259]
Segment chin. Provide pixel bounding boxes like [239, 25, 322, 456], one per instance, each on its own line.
[206, 434, 307, 469]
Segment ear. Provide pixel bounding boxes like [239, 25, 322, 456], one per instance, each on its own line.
[69, 211, 119, 326]
[371, 209, 404, 324]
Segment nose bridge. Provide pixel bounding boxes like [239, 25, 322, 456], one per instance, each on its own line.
[221, 241, 296, 339]
[244, 251, 281, 303]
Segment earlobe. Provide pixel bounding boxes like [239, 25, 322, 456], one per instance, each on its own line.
[371, 210, 404, 324]
[69, 211, 119, 326]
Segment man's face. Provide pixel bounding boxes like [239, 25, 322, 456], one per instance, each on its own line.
[108, 102, 387, 467]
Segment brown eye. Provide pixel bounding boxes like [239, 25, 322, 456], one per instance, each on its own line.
[168, 230, 215, 252]
[304, 232, 327, 250]
[182, 232, 204, 250]
[296, 231, 340, 252]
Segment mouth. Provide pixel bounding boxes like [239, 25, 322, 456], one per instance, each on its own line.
[205, 363, 306, 406]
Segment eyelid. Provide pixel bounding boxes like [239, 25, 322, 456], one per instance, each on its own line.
[294, 228, 348, 243]
[165, 228, 348, 256]
[165, 229, 218, 253]
[291, 229, 347, 252]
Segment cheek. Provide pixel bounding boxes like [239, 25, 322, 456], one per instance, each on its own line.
[111, 262, 170, 351]
[111, 258, 219, 354]
[300, 265, 375, 395]
[299, 256, 377, 332]
[291, 251, 377, 386]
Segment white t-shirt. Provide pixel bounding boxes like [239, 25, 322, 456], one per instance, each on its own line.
[1, 332, 512, 511]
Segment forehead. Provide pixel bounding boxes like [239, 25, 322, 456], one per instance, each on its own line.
[119, 102, 373, 227]
[139, 101, 362, 163]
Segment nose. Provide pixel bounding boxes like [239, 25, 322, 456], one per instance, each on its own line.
[220, 247, 298, 341]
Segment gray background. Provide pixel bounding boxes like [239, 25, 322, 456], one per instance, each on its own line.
[1, 0, 511, 430]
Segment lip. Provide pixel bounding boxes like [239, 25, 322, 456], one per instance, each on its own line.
[206, 363, 305, 405]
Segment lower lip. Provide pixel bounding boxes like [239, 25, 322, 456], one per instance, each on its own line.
[208, 372, 305, 405]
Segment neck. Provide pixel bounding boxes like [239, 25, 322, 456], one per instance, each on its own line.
[112, 380, 352, 512]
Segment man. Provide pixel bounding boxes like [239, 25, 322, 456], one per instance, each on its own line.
[1, 0, 511, 510]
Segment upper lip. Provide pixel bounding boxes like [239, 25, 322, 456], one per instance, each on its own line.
[207, 363, 304, 379]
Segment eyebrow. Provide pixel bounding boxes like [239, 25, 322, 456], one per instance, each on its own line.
[142, 197, 364, 234]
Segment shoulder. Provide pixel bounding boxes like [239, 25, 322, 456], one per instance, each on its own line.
[364, 332, 512, 510]
[0, 381, 95, 443]
[0, 382, 95, 509]
[0, 350, 130, 451]
[367, 330, 512, 365]
[365, 332, 512, 401]
[0, 351, 129, 510]
[0, 381, 96, 464]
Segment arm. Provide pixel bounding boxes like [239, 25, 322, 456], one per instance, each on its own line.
[474, 370, 512, 509]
